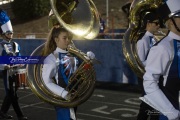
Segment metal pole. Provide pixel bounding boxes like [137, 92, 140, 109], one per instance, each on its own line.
[106, 0, 109, 27]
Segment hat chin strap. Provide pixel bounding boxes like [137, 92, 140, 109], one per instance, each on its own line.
[171, 18, 180, 32]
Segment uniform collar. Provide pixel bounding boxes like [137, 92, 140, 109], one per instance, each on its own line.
[55, 47, 68, 53]
[168, 31, 180, 41]
[145, 31, 154, 37]
[2, 40, 11, 43]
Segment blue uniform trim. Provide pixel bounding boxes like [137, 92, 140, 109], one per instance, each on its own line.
[58, 53, 79, 85]
[173, 40, 179, 78]
[149, 36, 153, 48]
[144, 36, 154, 61]
[55, 107, 70, 120]
[159, 114, 168, 120]
[59, 53, 69, 85]
[177, 41, 180, 78]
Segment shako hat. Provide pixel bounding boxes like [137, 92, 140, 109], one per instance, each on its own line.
[0, 9, 13, 34]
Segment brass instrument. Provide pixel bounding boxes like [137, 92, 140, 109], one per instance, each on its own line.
[26, 0, 100, 107]
[123, 0, 164, 78]
[49, 0, 100, 39]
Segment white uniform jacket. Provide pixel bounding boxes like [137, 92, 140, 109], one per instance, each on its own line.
[143, 31, 180, 119]
[42, 47, 68, 99]
[137, 31, 156, 66]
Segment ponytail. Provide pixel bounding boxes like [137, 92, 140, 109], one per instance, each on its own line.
[42, 27, 68, 56]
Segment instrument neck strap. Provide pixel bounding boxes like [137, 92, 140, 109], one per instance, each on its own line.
[171, 18, 180, 32]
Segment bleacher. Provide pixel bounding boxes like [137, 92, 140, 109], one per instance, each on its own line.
[98, 29, 127, 39]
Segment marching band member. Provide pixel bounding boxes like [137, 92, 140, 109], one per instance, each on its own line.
[137, 11, 160, 120]
[137, 11, 160, 66]
[0, 9, 27, 120]
[141, 0, 180, 119]
[42, 26, 95, 120]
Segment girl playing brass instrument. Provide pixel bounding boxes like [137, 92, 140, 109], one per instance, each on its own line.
[42, 26, 95, 120]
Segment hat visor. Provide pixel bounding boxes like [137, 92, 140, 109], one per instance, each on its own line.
[169, 10, 180, 17]
[3, 31, 13, 34]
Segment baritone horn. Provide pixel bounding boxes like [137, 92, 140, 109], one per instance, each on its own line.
[26, 0, 100, 107]
[123, 0, 164, 78]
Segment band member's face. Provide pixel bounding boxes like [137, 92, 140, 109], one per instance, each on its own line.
[148, 20, 160, 33]
[55, 31, 70, 50]
[4, 32, 13, 41]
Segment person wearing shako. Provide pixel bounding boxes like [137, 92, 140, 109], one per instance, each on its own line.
[136, 11, 160, 120]
[0, 9, 27, 120]
[141, 0, 180, 119]
[42, 26, 95, 120]
[137, 11, 160, 66]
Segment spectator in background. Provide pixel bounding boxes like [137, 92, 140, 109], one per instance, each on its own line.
[100, 18, 105, 34]
[121, 0, 133, 27]
[121, 0, 133, 17]
[97, 16, 106, 39]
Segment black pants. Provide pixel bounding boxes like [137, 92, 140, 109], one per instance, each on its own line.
[137, 77, 159, 120]
[1, 71, 24, 117]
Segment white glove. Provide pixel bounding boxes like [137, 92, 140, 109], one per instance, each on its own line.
[86, 51, 95, 59]
[64, 93, 71, 100]
[167, 110, 180, 120]
[61, 90, 69, 100]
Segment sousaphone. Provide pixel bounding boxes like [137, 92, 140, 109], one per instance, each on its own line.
[26, 0, 100, 107]
[123, 0, 165, 78]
